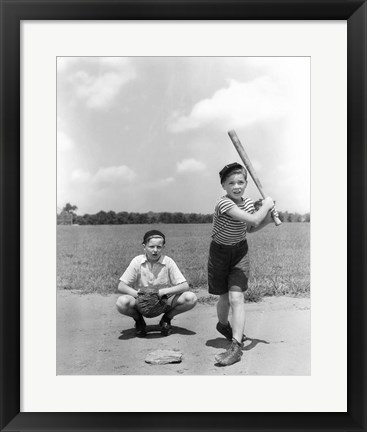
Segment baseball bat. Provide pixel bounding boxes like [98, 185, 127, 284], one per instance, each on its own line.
[227, 130, 282, 226]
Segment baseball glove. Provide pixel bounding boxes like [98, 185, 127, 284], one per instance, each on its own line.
[136, 288, 170, 318]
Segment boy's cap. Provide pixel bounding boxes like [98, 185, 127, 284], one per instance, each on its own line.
[219, 162, 245, 183]
[143, 230, 166, 245]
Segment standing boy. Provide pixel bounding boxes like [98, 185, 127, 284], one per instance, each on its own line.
[208, 162, 278, 366]
[116, 230, 197, 337]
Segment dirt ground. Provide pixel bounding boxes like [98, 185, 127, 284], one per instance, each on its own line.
[57, 291, 310, 376]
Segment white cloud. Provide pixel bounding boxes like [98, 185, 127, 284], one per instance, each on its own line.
[63, 57, 136, 110]
[168, 77, 288, 133]
[72, 70, 135, 109]
[71, 165, 136, 185]
[94, 166, 136, 183]
[158, 177, 175, 185]
[149, 177, 175, 188]
[177, 158, 206, 173]
[57, 130, 74, 152]
[71, 169, 91, 182]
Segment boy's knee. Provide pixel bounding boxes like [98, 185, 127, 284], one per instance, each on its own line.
[229, 291, 244, 307]
[116, 295, 132, 312]
[186, 292, 197, 305]
[180, 292, 197, 308]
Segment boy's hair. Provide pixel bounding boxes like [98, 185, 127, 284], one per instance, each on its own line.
[143, 230, 166, 245]
[219, 162, 247, 184]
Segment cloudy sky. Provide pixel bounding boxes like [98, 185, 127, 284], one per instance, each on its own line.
[57, 57, 310, 215]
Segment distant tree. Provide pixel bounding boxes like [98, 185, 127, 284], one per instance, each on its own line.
[106, 210, 117, 224]
[278, 211, 285, 222]
[116, 211, 129, 224]
[63, 203, 78, 213]
[160, 212, 172, 224]
[127, 212, 139, 224]
[137, 213, 149, 224]
[172, 212, 186, 223]
[287, 213, 293, 223]
[147, 211, 158, 224]
[61, 203, 78, 224]
[95, 210, 108, 224]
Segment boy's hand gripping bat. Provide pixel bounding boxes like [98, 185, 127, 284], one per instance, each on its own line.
[228, 130, 282, 226]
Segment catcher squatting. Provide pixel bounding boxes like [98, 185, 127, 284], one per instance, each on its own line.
[116, 162, 278, 367]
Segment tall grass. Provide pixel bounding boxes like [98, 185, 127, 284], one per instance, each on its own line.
[57, 223, 309, 300]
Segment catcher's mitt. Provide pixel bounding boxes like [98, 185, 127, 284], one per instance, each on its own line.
[136, 288, 170, 318]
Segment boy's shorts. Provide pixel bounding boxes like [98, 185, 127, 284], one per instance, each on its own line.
[208, 240, 249, 295]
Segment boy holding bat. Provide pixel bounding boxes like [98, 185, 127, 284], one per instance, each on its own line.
[208, 162, 278, 366]
[116, 230, 197, 337]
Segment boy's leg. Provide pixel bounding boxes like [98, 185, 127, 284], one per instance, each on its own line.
[216, 292, 235, 340]
[116, 295, 146, 337]
[214, 286, 245, 366]
[217, 292, 230, 324]
[116, 294, 140, 319]
[165, 292, 197, 318]
[228, 287, 246, 343]
[159, 292, 197, 336]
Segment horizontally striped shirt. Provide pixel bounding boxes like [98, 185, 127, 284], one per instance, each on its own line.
[211, 196, 255, 245]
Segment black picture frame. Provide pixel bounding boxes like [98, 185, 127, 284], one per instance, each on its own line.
[1, 1, 366, 431]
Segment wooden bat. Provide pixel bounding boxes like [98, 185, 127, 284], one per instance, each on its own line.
[227, 130, 282, 226]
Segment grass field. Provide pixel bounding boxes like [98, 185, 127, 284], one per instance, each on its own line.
[57, 223, 310, 301]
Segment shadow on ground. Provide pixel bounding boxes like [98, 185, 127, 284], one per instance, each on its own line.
[119, 325, 196, 340]
[206, 336, 269, 351]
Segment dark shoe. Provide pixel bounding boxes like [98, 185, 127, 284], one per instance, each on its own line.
[134, 315, 146, 337]
[159, 314, 172, 336]
[215, 339, 243, 366]
[216, 321, 247, 342]
[216, 321, 233, 340]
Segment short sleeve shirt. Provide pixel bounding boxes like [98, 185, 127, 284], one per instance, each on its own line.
[120, 254, 186, 291]
[212, 196, 255, 245]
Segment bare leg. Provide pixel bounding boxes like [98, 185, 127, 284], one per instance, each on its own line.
[216, 292, 230, 324]
[166, 292, 197, 319]
[116, 295, 140, 319]
[229, 287, 245, 343]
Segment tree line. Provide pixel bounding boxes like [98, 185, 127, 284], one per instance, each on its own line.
[57, 203, 310, 225]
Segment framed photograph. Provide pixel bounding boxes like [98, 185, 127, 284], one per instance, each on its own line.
[1, 0, 366, 431]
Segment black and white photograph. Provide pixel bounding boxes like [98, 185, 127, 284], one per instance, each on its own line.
[56, 56, 310, 375]
[3, 1, 365, 426]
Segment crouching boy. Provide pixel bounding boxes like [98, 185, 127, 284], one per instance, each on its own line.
[116, 230, 197, 337]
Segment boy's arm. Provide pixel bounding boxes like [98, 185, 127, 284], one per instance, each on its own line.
[158, 281, 189, 298]
[247, 210, 274, 232]
[247, 202, 280, 232]
[158, 258, 189, 297]
[117, 257, 139, 297]
[226, 197, 274, 227]
[117, 281, 139, 298]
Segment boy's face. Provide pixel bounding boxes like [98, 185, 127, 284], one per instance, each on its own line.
[222, 172, 247, 202]
[143, 237, 165, 262]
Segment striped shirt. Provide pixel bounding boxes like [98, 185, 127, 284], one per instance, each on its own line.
[211, 196, 255, 245]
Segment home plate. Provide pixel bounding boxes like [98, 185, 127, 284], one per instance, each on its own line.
[145, 349, 183, 365]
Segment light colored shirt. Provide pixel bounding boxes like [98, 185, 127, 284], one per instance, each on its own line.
[120, 254, 186, 291]
[212, 196, 255, 245]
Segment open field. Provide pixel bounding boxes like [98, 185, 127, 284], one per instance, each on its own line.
[57, 223, 310, 300]
[57, 223, 310, 375]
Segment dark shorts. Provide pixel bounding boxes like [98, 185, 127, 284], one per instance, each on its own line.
[207, 240, 249, 295]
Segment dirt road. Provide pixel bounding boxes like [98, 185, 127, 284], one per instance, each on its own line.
[57, 291, 310, 375]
